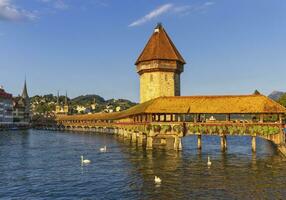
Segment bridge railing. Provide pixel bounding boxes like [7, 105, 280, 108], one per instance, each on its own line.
[58, 120, 284, 137]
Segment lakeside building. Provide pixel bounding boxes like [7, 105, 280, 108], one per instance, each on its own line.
[0, 86, 13, 124]
[13, 80, 31, 123]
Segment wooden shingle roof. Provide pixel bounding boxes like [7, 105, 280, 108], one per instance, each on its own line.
[57, 94, 286, 121]
[125, 94, 286, 114]
[135, 24, 186, 65]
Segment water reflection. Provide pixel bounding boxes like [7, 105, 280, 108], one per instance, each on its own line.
[115, 134, 286, 199]
[0, 130, 285, 199]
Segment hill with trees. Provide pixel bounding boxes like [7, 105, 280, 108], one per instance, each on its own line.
[30, 94, 137, 117]
[268, 91, 286, 107]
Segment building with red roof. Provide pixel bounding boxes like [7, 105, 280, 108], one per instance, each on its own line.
[0, 86, 13, 124]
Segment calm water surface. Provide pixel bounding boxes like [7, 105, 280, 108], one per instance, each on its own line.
[0, 130, 285, 199]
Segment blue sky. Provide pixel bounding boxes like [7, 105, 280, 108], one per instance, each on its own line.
[0, 0, 286, 102]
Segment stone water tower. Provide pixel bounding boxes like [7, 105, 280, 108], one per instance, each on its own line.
[135, 23, 186, 103]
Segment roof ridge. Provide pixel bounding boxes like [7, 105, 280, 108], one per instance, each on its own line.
[260, 94, 286, 110]
[162, 27, 185, 63]
[157, 94, 260, 98]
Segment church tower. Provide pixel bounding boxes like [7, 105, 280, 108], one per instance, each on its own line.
[21, 79, 30, 122]
[55, 91, 70, 115]
[63, 92, 69, 114]
[55, 91, 61, 114]
[135, 23, 186, 103]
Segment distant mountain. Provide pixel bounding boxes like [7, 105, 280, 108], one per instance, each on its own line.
[268, 91, 285, 101]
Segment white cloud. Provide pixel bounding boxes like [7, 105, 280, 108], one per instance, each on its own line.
[129, 2, 215, 27]
[204, 2, 215, 7]
[40, 0, 69, 10]
[173, 2, 215, 16]
[173, 5, 192, 13]
[129, 3, 173, 27]
[194, 1, 215, 12]
[0, 0, 36, 21]
[54, 0, 68, 10]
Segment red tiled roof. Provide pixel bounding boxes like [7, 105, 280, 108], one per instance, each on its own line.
[0, 88, 12, 99]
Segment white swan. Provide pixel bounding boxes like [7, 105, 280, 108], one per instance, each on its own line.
[154, 176, 162, 184]
[81, 155, 91, 165]
[100, 145, 107, 152]
[207, 156, 212, 167]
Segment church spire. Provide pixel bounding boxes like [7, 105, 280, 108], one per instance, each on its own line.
[65, 91, 68, 105]
[21, 78, 29, 99]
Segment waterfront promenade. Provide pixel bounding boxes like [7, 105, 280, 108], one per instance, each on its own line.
[0, 122, 30, 131]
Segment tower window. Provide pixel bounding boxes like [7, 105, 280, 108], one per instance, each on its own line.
[150, 74, 153, 82]
[165, 74, 168, 81]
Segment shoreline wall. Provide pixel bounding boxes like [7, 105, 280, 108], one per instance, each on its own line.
[0, 123, 30, 131]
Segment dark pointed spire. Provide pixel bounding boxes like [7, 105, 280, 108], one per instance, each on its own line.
[253, 90, 261, 95]
[65, 91, 68, 105]
[21, 78, 29, 99]
[155, 22, 163, 29]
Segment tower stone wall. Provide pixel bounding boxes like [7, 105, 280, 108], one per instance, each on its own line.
[137, 60, 183, 103]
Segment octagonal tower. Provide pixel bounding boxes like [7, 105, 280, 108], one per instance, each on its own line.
[135, 23, 186, 103]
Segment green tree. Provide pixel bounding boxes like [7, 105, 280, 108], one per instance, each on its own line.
[278, 93, 286, 107]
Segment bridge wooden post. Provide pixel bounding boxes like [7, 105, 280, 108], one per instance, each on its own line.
[137, 132, 144, 145]
[121, 128, 125, 137]
[123, 129, 128, 139]
[252, 136, 256, 152]
[121, 129, 125, 138]
[132, 132, 137, 143]
[259, 114, 264, 123]
[198, 134, 202, 149]
[281, 129, 285, 144]
[146, 136, 153, 149]
[278, 114, 283, 123]
[127, 130, 132, 140]
[194, 114, 197, 123]
[174, 136, 182, 150]
[221, 135, 227, 152]
[271, 129, 285, 145]
[116, 128, 120, 135]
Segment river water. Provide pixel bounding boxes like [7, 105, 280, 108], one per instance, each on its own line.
[0, 130, 285, 199]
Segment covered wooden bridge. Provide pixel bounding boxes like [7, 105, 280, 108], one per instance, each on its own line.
[56, 94, 286, 154]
